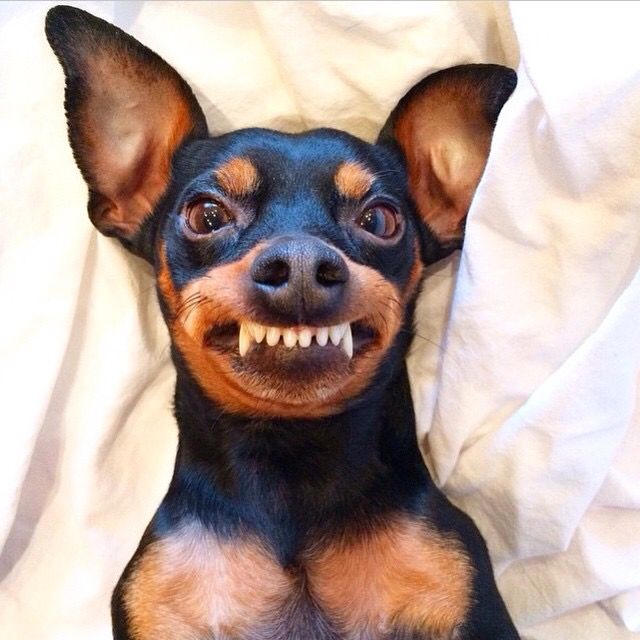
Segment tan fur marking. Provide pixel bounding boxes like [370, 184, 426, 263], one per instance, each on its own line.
[307, 518, 472, 637]
[214, 157, 260, 198]
[404, 239, 424, 302]
[124, 523, 292, 640]
[156, 242, 180, 316]
[122, 517, 471, 638]
[334, 161, 374, 200]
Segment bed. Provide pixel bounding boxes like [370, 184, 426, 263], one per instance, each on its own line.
[1, 2, 638, 638]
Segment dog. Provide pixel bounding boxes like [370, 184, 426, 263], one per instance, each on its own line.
[45, 5, 519, 639]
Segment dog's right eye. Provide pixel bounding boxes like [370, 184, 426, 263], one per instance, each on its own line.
[184, 198, 234, 235]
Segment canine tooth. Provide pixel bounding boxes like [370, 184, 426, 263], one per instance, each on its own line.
[298, 328, 312, 348]
[266, 327, 281, 346]
[341, 324, 353, 358]
[283, 328, 297, 348]
[251, 323, 266, 344]
[239, 323, 252, 357]
[316, 327, 329, 346]
[329, 324, 346, 346]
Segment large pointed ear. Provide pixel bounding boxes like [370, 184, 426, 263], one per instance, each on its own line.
[45, 6, 208, 252]
[379, 64, 516, 251]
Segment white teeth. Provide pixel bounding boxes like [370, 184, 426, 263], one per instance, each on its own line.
[238, 321, 355, 359]
[316, 327, 329, 346]
[266, 327, 281, 346]
[283, 328, 297, 348]
[298, 328, 312, 348]
[341, 324, 353, 358]
[251, 323, 266, 344]
[329, 324, 346, 346]
[239, 323, 252, 357]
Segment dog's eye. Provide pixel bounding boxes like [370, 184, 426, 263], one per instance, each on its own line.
[185, 198, 234, 235]
[356, 204, 400, 239]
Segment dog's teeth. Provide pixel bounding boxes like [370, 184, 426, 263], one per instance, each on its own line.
[266, 327, 281, 346]
[341, 324, 353, 359]
[239, 323, 252, 357]
[316, 327, 329, 346]
[298, 328, 312, 348]
[283, 328, 297, 348]
[329, 324, 346, 346]
[251, 323, 266, 344]
[244, 322, 354, 354]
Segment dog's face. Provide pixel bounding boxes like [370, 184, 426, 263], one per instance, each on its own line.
[46, 7, 515, 418]
[156, 130, 423, 418]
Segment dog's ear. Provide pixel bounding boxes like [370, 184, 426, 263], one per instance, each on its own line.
[45, 6, 207, 256]
[379, 64, 516, 253]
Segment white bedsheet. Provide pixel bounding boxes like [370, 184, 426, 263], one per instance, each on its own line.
[1, 2, 638, 639]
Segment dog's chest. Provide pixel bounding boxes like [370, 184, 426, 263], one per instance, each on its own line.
[122, 520, 471, 640]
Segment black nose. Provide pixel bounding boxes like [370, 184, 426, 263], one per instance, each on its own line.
[251, 235, 349, 323]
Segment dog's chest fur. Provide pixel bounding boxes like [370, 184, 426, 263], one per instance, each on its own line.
[122, 519, 471, 640]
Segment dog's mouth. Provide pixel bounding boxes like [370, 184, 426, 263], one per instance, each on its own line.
[199, 319, 380, 408]
[171, 306, 402, 416]
[204, 320, 376, 367]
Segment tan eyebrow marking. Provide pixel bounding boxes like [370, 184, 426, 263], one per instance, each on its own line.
[213, 157, 260, 197]
[334, 161, 374, 199]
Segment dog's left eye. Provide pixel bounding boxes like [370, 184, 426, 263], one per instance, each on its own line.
[355, 204, 401, 239]
[184, 198, 234, 235]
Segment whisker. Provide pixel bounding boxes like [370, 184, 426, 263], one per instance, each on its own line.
[176, 298, 204, 321]
[175, 293, 202, 317]
[183, 298, 224, 326]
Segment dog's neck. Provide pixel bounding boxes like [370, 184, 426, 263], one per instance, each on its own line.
[160, 354, 430, 563]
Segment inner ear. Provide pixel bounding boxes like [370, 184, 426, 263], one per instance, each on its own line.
[379, 64, 516, 250]
[45, 6, 208, 243]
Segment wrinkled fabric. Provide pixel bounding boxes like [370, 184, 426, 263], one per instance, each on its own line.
[0, 2, 638, 639]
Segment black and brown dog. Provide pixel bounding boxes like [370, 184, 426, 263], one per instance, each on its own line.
[45, 6, 519, 639]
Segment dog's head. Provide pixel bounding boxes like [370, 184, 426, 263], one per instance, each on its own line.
[46, 6, 515, 419]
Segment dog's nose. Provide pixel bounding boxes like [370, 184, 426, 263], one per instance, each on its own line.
[250, 235, 349, 323]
